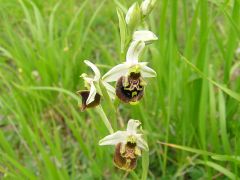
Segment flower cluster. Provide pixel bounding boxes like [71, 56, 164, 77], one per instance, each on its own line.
[77, 0, 157, 171]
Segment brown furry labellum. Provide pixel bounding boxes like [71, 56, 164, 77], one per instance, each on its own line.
[113, 142, 138, 171]
[116, 72, 144, 103]
[77, 90, 101, 111]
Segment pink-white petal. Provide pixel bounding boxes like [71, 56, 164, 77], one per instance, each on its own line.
[102, 63, 130, 82]
[99, 131, 128, 146]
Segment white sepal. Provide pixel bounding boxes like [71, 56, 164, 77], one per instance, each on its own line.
[99, 131, 127, 146]
[126, 119, 141, 134]
[102, 63, 130, 82]
[126, 41, 145, 65]
[84, 60, 101, 81]
[136, 135, 149, 151]
[102, 81, 116, 99]
[139, 62, 157, 77]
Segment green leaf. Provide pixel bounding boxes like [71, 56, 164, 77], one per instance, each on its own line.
[211, 155, 240, 163]
[218, 90, 231, 153]
[158, 141, 214, 156]
[1, 152, 36, 180]
[196, 160, 238, 179]
[48, 1, 61, 42]
[0, 46, 13, 59]
[19, 85, 81, 102]
[180, 54, 240, 102]
[117, 7, 127, 54]
[158, 141, 240, 164]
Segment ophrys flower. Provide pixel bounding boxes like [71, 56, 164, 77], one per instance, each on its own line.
[77, 60, 115, 111]
[99, 119, 148, 171]
[102, 30, 158, 104]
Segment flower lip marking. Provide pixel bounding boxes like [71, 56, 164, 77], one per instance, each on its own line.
[116, 72, 144, 103]
[114, 139, 140, 171]
[114, 143, 137, 171]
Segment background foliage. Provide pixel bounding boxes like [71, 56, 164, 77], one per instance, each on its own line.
[0, 0, 240, 179]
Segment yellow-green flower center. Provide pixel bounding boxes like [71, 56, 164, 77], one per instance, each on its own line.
[129, 65, 140, 74]
[127, 135, 137, 144]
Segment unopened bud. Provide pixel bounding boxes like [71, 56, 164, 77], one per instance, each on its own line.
[125, 2, 141, 30]
[140, 0, 156, 17]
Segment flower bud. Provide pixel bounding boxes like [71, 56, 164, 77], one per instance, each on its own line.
[140, 0, 156, 17]
[125, 2, 141, 30]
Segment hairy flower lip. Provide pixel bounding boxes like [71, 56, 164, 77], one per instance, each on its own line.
[77, 90, 101, 111]
[116, 73, 144, 103]
[113, 143, 138, 171]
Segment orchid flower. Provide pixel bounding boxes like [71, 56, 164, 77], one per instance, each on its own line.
[102, 30, 158, 103]
[77, 60, 115, 111]
[99, 119, 148, 171]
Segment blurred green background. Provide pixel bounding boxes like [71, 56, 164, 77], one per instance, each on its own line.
[0, 0, 240, 179]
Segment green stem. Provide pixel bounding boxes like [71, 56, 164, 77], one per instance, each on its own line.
[96, 105, 114, 134]
[141, 151, 149, 180]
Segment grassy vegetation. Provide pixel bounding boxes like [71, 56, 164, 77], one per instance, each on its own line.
[0, 0, 240, 179]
